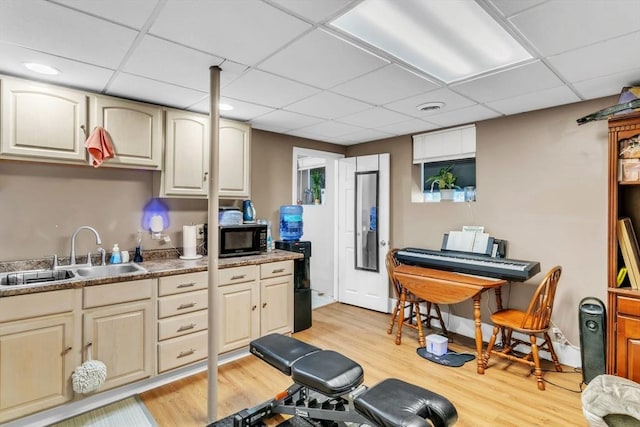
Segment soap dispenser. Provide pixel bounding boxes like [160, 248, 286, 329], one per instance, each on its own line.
[110, 244, 122, 264]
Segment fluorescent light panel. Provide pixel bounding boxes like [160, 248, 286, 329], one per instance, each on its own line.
[330, 0, 532, 83]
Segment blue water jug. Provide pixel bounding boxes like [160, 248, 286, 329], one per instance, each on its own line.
[280, 205, 303, 241]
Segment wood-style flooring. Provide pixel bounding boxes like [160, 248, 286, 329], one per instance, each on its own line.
[140, 302, 587, 426]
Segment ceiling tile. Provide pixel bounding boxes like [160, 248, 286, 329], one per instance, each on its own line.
[284, 91, 371, 119]
[486, 86, 581, 115]
[269, 0, 357, 23]
[331, 64, 439, 105]
[51, 0, 160, 29]
[222, 69, 320, 109]
[337, 107, 411, 128]
[509, 0, 640, 56]
[375, 119, 438, 136]
[572, 69, 640, 100]
[258, 29, 388, 89]
[107, 73, 206, 109]
[487, 0, 546, 18]
[331, 128, 395, 144]
[0, 0, 137, 68]
[384, 88, 476, 118]
[251, 110, 324, 131]
[547, 32, 640, 83]
[124, 35, 223, 92]
[452, 61, 564, 103]
[150, 0, 311, 65]
[0, 42, 114, 92]
[295, 120, 364, 138]
[426, 104, 501, 127]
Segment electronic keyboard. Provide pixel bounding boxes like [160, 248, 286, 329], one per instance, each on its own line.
[395, 247, 540, 282]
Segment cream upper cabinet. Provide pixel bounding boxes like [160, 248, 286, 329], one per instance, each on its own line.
[219, 118, 251, 199]
[160, 109, 210, 198]
[0, 77, 88, 163]
[90, 95, 163, 169]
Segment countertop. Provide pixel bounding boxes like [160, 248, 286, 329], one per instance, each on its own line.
[0, 250, 303, 297]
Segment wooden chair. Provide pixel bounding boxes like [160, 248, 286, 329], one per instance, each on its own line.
[385, 249, 448, 344]
[483, 266, 563, 390]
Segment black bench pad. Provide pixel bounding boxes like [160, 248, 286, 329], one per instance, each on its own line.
[354, 378, 458, 427]
[250, 333, 320, 376]
[291, 350, 364, 398]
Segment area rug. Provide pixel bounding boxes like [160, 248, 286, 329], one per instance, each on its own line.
[417, 347, 475, 367]
[50, 396, 157, 427]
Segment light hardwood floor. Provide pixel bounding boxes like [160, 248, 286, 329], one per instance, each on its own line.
[141, 302, 587, 426]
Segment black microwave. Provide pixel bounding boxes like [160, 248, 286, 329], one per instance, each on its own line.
[219, 224, 267, 258]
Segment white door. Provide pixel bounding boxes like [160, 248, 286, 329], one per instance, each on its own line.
[337, 154, 390, 312]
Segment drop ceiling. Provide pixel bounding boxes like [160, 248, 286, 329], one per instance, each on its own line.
[0, 0, 638, 145]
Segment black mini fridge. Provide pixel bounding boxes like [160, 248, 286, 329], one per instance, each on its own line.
[275, 240, 312, 332]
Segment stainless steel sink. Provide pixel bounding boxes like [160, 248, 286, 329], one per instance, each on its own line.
[73, 263, 147, 278]
[0, 269, 75, 287]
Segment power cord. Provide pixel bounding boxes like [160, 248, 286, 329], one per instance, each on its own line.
[537, 367, 585, 393]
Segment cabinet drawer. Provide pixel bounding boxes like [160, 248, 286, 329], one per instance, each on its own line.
[158, 330, 207, 373]
[84, 279, 152, 308]
[158, 289, 208, 319]
[260, 261, 293, 279]
[219, 265, 258, 286]
[158, 310, 208, 341]
[0, 289, 75, 322]
[158, 271, 208, 296]
[618, 296, 640, 316]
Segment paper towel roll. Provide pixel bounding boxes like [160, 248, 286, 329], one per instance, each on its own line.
[183, 225, 197, 258]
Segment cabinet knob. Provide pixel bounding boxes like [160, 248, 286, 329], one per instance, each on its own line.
[62, 346, 72, 355]
[262, 302, 267, 308]
[203, 172, 208, 181]
[177, 282, 196, 288]
[252, 305, 257, 311]
[231, 274, 246, 280]
[272, 268, 285, 274]
[177, 323, 196, 332]
[178, 349, 195, 358]
[178, 302, 196, 310]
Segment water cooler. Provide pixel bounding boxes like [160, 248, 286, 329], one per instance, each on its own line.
[275, 240, 312, 332]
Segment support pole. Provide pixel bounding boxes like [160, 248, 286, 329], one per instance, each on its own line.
[207, 65, 221, 423]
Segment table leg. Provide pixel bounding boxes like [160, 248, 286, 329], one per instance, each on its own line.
[473, 294, 484, 374]
[395, 289, 406, 345]
[494, 287, 506, 347]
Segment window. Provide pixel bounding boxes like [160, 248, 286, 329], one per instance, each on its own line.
[297, 165, 326, 205]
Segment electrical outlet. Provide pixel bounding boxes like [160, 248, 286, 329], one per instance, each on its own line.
[196, 224, 205, 239]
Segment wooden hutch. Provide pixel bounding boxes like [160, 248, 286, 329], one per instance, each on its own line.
[607, 111, 640, 382]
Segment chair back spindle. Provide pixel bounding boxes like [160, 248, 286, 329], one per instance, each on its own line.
[521, 266, 562, 331]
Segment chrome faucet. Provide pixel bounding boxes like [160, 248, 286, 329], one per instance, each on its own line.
[70, 226, 102, 266]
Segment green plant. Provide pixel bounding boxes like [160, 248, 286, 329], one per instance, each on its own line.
[425, 165, 457, 192]
[311, 170, 323, 200]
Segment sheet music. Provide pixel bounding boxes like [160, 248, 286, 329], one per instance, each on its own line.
[445, 231, 475, 252]
[471, 233, 490, 254]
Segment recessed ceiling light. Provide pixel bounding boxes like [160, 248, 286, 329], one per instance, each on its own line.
[23, 62, 60, 75]
[331, 0, 532, 83]
[417, 102, 445, 112]
[219, 103, 233, 111]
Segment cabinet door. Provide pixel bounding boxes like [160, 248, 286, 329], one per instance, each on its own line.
[260, 275, 293, 336]
[219, 118, 251, 199]
[0, 78, 88, 162]
[83, 300, 153, 391]
[90, 95, 162, 169]
[217, 281, 259, 353]
[162, 110, 210, 197]
[617, 314, 640, 382]
[0, 314, 74, 423]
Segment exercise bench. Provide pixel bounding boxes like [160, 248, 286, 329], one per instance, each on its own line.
[212, 333, 458, 427]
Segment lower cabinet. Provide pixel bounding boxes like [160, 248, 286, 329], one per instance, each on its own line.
[612, 294, 640, 382]
[0, 290, 77, 423]
[218, 261, 293, 353]
[82, 280, 154, 392]
[156, 271, 208, 373]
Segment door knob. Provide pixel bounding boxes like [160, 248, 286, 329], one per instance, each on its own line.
[380, 240, 387, 247]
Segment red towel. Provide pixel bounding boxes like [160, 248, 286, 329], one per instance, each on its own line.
[85, 127, 115, 167]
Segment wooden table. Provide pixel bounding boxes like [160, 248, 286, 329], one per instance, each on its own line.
[393, 264, 508, 374]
